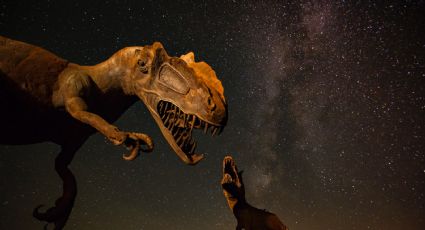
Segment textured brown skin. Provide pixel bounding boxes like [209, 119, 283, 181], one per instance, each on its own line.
[0, 35, 227, 229]
[221, 156, 288, 230]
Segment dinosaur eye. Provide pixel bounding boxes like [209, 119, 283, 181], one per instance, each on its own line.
[138, 59, 148, 74]
[158, 63, 189, 94]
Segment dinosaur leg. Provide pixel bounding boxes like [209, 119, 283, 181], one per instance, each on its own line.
[33, 143, 83, 230]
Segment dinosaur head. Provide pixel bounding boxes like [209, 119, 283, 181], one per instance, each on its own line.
[128, 42, 227, 165]
[221, 155, 245, 208]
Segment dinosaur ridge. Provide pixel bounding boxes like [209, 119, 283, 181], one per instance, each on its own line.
[180, 51, 225, 102]
[0, 36, 69, 107]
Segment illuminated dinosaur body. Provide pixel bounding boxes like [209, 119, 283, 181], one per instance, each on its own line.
[0, 35, 227, 229]
[221, 156, 288, 230]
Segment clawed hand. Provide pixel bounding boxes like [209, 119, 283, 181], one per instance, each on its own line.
[121, 132, 154, 161]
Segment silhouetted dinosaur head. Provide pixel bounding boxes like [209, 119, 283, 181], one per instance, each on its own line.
[222, 156, 246, 209]
[124, 42, 227, 165]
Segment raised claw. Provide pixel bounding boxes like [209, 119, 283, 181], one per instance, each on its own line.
[122, 132, 154, 161]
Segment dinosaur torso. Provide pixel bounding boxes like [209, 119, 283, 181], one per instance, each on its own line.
[0, 36, 80, 144]
[0, 36, 137, 145]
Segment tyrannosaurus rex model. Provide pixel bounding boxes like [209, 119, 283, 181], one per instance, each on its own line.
[0, 35, 227, 229]
[221, 156, 288, 230]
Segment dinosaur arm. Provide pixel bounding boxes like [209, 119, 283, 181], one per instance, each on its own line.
[59, 72, 125, 145]
[65, 96, 125, 145]
[60, 72, 153, 160]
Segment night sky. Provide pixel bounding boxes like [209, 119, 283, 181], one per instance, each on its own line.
[1, 0, 424, 229]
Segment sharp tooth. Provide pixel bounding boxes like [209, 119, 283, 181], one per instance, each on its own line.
[189, 122, 194, 134]
[164, 102, 169, 112]
[212, 127, 218, 136]
[183, 114, 187, 126]
[189, 141, 197, 154]
[204, 122, 209, 134]
[161, 107, 168, 119]
[167, 119, 174, 129]
[172, 127, 179, 137]
[181, 136, 189, 148]
[186, 114, 191, 125]
[191, 115, 196, 128]
[184, 137, 192, 149]
[176, 131, 184, 144]
[164, 112, 171, 124]
[179, 141, 185, 148]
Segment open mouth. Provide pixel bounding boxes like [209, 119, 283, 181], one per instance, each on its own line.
[223, 156, 237, 181]
[156, 100, 223, 158]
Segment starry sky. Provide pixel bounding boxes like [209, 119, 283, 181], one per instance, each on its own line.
[0, 0, 424, 229]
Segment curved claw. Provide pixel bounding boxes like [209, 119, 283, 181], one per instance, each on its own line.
[123, 137, 140, 161]
[129, 132, 154, 152]
[122, 132, 154, 161]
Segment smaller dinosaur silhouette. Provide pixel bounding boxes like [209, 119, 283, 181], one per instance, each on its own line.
[221, 156, 288, 230]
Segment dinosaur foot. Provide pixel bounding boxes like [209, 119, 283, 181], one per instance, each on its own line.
[33, 196, 75, 230]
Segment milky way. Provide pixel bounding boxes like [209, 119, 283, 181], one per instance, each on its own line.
[0, 1, 424, 229]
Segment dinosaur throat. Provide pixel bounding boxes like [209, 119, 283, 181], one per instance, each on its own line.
[156, 100, 222, 156]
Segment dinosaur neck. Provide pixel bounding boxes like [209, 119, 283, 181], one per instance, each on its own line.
[225, 194, 248, 216]
[81, 48, 136, 96]
[233, 199, 256, 220]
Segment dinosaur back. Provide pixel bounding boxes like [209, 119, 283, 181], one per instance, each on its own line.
[0, 35, 69, 106]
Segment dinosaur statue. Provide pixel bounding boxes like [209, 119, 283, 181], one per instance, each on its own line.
[221, 156, 288, 230]
[0, 35, 227, 229]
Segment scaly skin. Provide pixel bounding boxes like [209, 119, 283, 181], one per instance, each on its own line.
[0, 35, 227, 229]
[221, 156, 288, 230]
